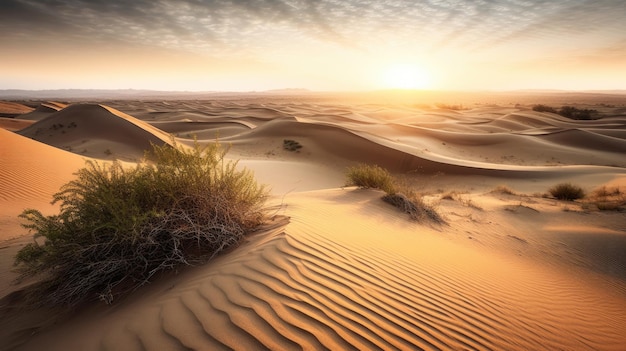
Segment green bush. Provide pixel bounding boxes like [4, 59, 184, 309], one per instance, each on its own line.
[15, 140, 267, 306]
[345, 163, 396, 194]
[549, 183, 585, 201]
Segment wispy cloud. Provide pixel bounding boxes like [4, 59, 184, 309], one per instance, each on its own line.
[2, 0, 625, 90]
[2, 0, 624, 54]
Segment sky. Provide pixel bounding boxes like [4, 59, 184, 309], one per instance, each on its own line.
[2, 0, 626, 92]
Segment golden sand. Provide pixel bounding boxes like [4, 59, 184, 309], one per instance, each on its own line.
[1, 97, 625, 350]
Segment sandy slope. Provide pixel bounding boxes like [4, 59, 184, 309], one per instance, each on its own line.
[17, 104, 172, 161]
[0, 129, 86, 221]
[1, 97, 626, 350]
[7, 189, 626, 351]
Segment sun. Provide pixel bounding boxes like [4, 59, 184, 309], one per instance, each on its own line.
[381, 64, 431, 90]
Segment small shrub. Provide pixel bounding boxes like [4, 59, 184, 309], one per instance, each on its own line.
[345, 164, 396, 194]
[382, 193, 444, 224]
[283, 139, 302, 152]
[346, 164, 444, 224]
[15, 139, 268, 306]
[549, 183, 585, 201]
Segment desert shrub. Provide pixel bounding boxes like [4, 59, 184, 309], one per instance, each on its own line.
[549, 183, 585, 201]
[532, 104, 558, 113]
[382, 193, 444, 224]
[345, 163, 396, 194]
[532, 104, 599, 120]
[15, 140, 267, 306]
[346, 164, 444, 224]
[283, 139, 302, 151]
[558, 106, 598, 120]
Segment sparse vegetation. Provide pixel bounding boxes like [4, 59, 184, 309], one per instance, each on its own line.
[589, 186, 625, 211]
[593, 186, 621, 197]
[382, 192, 444, 223]
[345, 164, 444, 224]
[532, 104, 599, 120]
[283, 139, 302, 152]
[345, 163, 396, 194]
[549, 183, 585, 201]
[15, 140, 268, 306]
[558, 106, 598, 120]
[532, 104, 558, 114]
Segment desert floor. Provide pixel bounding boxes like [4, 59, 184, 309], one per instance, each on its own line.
[1, 93, 625, 350]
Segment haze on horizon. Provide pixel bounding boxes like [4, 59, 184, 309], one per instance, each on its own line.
[2, 0, 626, 92]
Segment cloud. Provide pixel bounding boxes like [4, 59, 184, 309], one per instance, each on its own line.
[2, 0, 625, 61]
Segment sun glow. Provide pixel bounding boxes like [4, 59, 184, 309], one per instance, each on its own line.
[382, 64, 431, 90]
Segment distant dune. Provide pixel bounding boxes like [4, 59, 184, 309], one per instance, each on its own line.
[17, 103, 172, 161]
[1, 96, 625, 350]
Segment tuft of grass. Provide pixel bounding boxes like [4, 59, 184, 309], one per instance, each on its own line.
[15, 139, 268, 306]
[345, 164, 444, 224]
[549, 183, 585, 201]
[345, 163, 396, 194]
[382, 193, 445, 224]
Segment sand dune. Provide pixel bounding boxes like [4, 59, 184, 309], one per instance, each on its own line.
[17, 104, 172, 161]
[0, 118, 35, 131]
[18, 102, 66, 121]
[0, 129, 86, 218]
[0, 102, 34, 117]
[1, 97, 626, 350]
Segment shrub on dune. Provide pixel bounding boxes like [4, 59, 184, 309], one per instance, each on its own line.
[345, 163, 396, 194]
[549, 183, 585, 201]
[15, 140, 268, 306]
[345, 164, 444, 224]
[382, 192, 445, 224]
